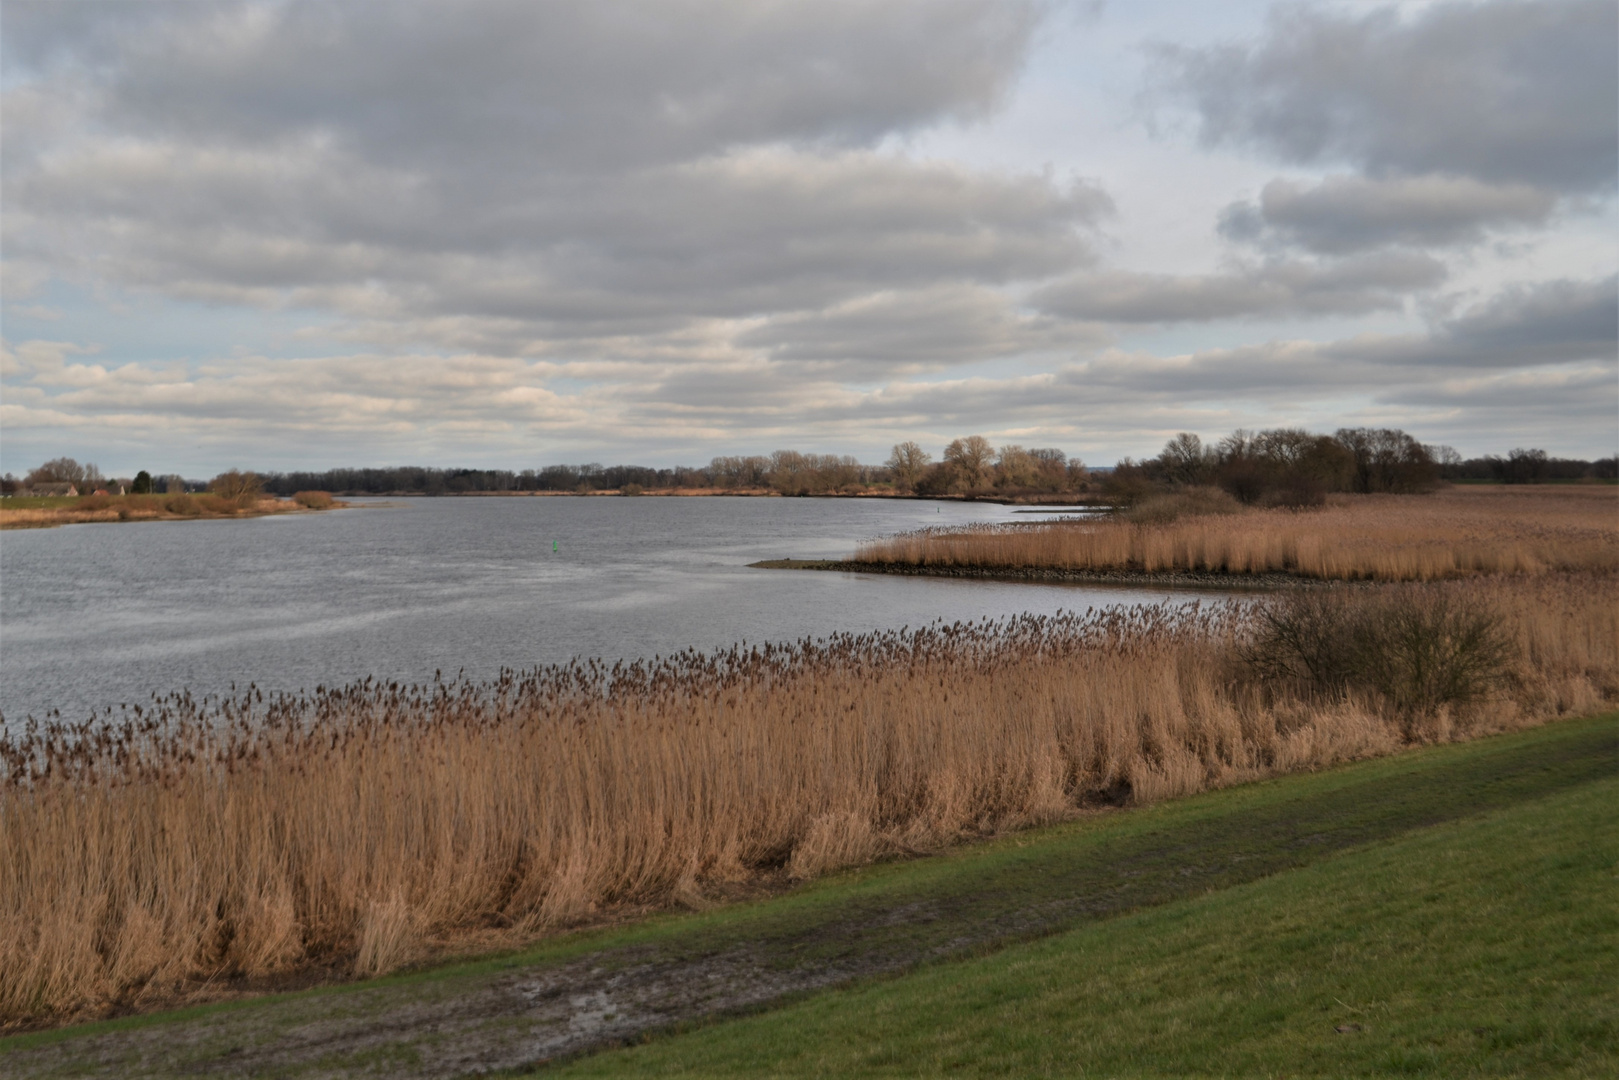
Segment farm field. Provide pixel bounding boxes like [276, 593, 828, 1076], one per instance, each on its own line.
[2, 710, 1613, 1077]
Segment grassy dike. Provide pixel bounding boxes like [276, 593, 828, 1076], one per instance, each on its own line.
[3, 712, 1614, 1078]
[555, 739, 1618, 1079]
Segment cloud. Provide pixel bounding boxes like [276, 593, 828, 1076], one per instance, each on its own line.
[7, 276, 1609, 467]
[1159, 0, 1617, 194]
[1219, 175, 1558, 254]
[5, 0, 1039, 171]
[2, 1, 1114, 366]
[1032, 252, 1446, 322]
[1328, 275, 1618, 368]
[735, 285, 1092, 369]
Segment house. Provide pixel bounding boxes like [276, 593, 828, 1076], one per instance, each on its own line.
[28, 483, 79, 497]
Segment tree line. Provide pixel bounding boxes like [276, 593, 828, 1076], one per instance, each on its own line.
[4, 436, 1612, 501]
[1110, 429, 1617, 507]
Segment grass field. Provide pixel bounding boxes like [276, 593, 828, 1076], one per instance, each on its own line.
[3, 711, 1612, 1077]
[553, 766, 1617, 1079]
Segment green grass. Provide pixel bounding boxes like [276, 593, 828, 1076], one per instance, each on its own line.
[4, 713, 1613, 1077]
[552, 773, 1618, 1078]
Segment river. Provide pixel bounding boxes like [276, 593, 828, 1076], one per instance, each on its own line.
[1, 495, 1215, 722]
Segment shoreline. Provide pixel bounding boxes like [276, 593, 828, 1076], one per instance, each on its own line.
[325, 489, 1114, 507]
[748, 559, 1317, 591]
[0, 498, 348, 531]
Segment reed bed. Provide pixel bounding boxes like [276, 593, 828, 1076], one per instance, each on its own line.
[4, 574, 1617, 1026]
[856, 486, 1619, 581]
[0, 493, 336, 530]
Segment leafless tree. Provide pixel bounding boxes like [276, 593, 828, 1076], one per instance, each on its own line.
[886, 442, 932, 491]
[944, 435, 994, 488]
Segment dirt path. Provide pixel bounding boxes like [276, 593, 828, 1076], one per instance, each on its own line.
[5, 719, 1611, 1079]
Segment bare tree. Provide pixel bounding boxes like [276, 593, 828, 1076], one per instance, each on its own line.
[209, 470, 263, 501]
[25, 457, 91, 487]
[886, 441, 932, 491]
[995, 445, 1037, 488]
[944, 435, 994, 488]
[1157, 433, 1209, 486]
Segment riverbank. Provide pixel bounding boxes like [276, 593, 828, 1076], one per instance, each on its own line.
[300, 488, 1111, 506]
[0, 492, 347, 530]
[750, 558, 1302, 590]
[4, 573, 1614, 1028]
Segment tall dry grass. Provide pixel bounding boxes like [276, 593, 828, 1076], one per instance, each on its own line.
[0, 493, 336, 529]
[857, 486, 1619, 581]
[3, 574, 1617, 1026]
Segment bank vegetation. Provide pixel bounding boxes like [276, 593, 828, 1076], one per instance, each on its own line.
[0, 472, 339, 530]
[3, 569, 1616, 1027]
[855, 486, 1618, 583]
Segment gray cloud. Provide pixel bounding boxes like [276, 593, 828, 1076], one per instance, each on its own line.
[1219, 175, 1559, 254]
[1328, 275, 1618, 369]
[1160, 0, 1617, 194]
[9, 277, 1609, 467]
[4, 0, 1039, 171]
[1031, 252, 1446, 323]
[735, 285, 1092, 368]
[3, 0, 1112, 362]
[2, 1, 1612, 467]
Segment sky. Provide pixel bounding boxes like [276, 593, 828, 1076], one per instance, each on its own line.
[1, 0, 1615, 476]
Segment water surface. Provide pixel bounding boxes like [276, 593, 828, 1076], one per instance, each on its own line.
[1, 496, 1213, 722]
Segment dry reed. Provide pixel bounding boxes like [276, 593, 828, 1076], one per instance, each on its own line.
[3, 574, 1616, 1026]
[857, 486, 1619, 581]
[0, 493, 338, 530]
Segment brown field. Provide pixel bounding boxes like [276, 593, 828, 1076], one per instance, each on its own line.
[855, 485, 1619, 581]
[0, 492, 344, 529]
[3, 572, 1615, 1027]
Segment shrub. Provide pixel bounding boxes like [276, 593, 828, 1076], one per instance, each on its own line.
[1124, 486, 1243, 525]
[78, 493, 112, 511]
[164, 494, 201, 516]
[293, 490, 334, 509]
[1244, 586, 1512, 727]
[195, 494, 237, 515]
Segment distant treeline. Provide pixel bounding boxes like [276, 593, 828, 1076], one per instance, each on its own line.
[7, 434, 1613, 501]
[254, 442, 1091, 497]
[1108, 429, 1616, 507]
[1437, 448, 1618, 484]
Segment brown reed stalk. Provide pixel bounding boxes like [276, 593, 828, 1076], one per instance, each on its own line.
[855, 486, 1619, 581]
[2, 574, 1616, 1026]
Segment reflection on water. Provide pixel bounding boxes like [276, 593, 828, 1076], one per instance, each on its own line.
[1, 496, 1221, 722]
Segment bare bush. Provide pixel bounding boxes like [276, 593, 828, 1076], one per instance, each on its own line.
[208, 470, 262, 503]
[1244, 586, 1513, 724]
[293, 490, 334, 509]
[1124, 486, 1243, 525]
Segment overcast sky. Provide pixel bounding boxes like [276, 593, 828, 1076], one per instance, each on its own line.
[2, 0, 1614, 475]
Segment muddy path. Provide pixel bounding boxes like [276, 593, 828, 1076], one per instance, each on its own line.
[5, 718, 1612, 1079]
